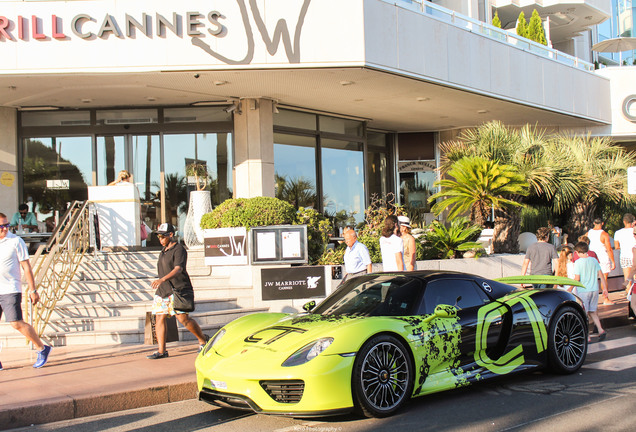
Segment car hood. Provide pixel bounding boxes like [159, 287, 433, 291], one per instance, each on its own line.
[212, 312, 387, 359]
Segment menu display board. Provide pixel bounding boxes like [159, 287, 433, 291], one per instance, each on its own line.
[251, 225, 308, 264]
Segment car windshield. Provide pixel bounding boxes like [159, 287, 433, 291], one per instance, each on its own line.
[312, 275, 423, 317]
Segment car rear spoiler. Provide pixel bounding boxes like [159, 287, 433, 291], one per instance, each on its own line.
[494, 275, 585, 288]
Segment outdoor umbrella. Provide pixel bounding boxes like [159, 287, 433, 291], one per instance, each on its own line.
[592, 37, 636, 65]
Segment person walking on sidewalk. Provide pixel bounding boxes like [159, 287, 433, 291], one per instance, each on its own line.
[0, 212, 51, 370]
[587, 218, 616, 305]
[148, 223, 207, 359]
[613, 213, 635, 294]
[521, 227, 558, 288]
[571, 241, 607, 343]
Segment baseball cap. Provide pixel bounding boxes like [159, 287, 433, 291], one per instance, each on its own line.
[397, 215, 411, 228]
[155, 223, 176, 235]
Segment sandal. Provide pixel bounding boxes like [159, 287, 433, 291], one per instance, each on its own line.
[598, 332, 607, 342]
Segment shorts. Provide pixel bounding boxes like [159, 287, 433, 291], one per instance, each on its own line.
[151, 295, 187, 316]
[577, 290, 599, 313]
[0, 293, 23, 322]
[598, 259, 611, 274]
[620, 256, 633, 269]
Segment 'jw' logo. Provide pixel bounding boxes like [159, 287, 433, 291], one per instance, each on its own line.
[192, 0, 311, 64]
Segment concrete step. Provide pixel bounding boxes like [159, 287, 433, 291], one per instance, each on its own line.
[0, 307, 269, 347]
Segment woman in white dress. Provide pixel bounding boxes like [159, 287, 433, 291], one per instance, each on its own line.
[379, 215, 404, 271]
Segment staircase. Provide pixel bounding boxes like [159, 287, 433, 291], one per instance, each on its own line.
[0, 249, 266, 348]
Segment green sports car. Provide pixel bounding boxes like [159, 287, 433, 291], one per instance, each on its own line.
[195, 271, 588, 417]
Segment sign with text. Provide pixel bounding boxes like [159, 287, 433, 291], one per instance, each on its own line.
[203, 227, 247, 265]
[261, 266, 325, 300]
[46, 179, 70, 190]
[251, 225, 308, 264]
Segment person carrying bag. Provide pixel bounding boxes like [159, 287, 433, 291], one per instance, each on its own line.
[147, 223, 208, 359]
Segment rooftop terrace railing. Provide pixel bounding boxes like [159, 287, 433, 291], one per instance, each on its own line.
[390, 0, 595, 72]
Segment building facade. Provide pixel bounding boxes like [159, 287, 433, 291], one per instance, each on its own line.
[0, 0, 617, 237]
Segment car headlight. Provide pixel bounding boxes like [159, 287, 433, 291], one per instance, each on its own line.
[282, 337, 334, 367]
[201, 329, 225, 356]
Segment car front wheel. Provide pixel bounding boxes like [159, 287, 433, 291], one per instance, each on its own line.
[548, 306, 587, 373]
[352, 334, 413, 418]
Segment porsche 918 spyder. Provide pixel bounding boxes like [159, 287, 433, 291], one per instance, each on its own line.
[195, 271, 588, 418]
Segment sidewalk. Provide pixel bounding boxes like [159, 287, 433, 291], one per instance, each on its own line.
[0, 290, 633, 431]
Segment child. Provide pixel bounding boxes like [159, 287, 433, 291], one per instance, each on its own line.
[571, 242, 607, 342]
[556, 246, 575, 293]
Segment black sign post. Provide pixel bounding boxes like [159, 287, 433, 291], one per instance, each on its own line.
[261, 266, 326, 300]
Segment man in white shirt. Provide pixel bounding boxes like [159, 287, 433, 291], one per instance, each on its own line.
[342, 228, 372, 283]
[614, 213, 636, 291]
[0, 212, 51, 370]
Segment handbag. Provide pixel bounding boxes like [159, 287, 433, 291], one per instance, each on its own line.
[172, 288, 195, 313]
[140, 222, 148, 241]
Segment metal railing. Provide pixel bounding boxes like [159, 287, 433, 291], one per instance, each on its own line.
[25, 201, 96, 339]
[391, 0, 595, 71]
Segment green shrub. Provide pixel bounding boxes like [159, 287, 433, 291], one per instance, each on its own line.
[317, 246, 345, 265]
[200, 197, 296, 229]
[420, 217, 483, 259]
[357, 232, 382, 264]
[296, 207, 332, 264]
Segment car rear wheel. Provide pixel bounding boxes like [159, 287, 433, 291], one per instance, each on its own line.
[548, 306, 587, 373]
[352, 334, 413, 418]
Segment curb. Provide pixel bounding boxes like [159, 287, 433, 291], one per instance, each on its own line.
[0, 381, 197, 430]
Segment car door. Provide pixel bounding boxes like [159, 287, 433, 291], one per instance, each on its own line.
[421, 278, 501, 371]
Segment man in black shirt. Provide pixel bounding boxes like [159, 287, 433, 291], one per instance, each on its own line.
[147, 223, 208, 359]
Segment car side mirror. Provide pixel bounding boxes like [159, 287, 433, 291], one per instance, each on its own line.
[423, 304, 457, 323]
[303, 301, 316, 312]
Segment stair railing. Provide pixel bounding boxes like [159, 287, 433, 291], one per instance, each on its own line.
[25, 200, 96, 338]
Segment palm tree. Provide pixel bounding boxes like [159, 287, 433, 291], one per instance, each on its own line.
[154, 173, 188, 217]
[421, 217, 483, 259]
[546, 134, 636, 238]
[275, 174, 318, 210]
[439, 122, 558, 253]
[429, 156, 529, 228]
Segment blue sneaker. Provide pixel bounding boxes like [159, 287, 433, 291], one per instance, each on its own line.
[33, 345, 52, 368]
[0, 361, 3, 371]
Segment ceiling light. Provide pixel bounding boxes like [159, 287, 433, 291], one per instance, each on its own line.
[477, 109, 489, 114]
[214, 80, 228, 86]
[339, 81, 354, 86]
[81, 98, 92, 104]
[191, 101, 226, 106]
[20, 106, 61, 111]
[417, 97, 430, 102]
[146, 97, 157, 102]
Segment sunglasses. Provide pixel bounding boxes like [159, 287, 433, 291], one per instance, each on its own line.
[0, 223, 10, 229]
[157, 234, 170, 239]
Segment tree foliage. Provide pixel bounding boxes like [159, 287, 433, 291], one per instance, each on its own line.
[430, 156, 528, 227]
[516, 11, 528, 38]
[420, 217, 483, 259]
[526, 9, 547, 45]
[492, 11, 502, 28]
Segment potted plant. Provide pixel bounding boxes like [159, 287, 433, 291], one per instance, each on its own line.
[184, 161, 212, 248]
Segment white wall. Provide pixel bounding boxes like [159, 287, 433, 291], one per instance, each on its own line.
[595, 67, 636, 139]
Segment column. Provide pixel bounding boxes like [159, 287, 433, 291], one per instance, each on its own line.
[233, 98, 275, 198]
[0, 107, 18, 215]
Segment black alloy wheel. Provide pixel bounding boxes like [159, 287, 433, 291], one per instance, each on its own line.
[548, 306, 587, 373]
[352, 334, 413, 417]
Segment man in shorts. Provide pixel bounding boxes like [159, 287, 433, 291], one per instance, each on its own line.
[0, 212, 52, 370]
[571, 242, 607, 343]
[147, 223, 208, 359]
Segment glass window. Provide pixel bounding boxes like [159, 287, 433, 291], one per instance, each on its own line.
[97, 136, 126, 186]
[163, 133, 233, 231]
[273, 109, 316, 130]
[274, 133, 318, 210]
[131, 135, 161, 233]
[421, 279, 490, 314]
[21, 111, 90, 127]
[367, 132, 389, 199]
[22, 136, 92, 229]
[319, 116, 363, 136]
[399, 161, 437, 226]
[321, 139, 364, 225]
[96, 109, 158, 125]
[163, 107, 232, 123]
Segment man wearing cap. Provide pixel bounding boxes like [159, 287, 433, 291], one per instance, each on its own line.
[398, 215, 417, 271]
[342, 228, 372, 283]
[148, 223, 208, 359]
